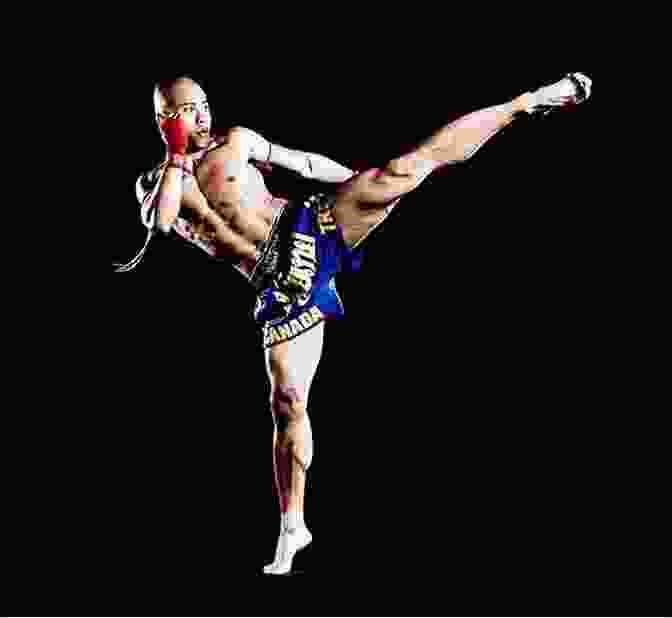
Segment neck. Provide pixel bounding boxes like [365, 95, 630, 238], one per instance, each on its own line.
[165, 137, 216, 162]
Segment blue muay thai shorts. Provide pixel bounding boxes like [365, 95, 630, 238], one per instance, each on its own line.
[250, 192, 364, 349]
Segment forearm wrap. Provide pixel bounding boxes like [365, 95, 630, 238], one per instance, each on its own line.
[242, 126, 352, 182]
[269, 144, 352, 182]
[304, 152, 354, 182]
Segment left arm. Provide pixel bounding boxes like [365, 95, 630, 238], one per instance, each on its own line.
[236, 126, 355, 183]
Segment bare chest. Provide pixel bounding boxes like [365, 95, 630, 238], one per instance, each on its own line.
[194, 142, 272, 223]
[169, 141, 282, 270]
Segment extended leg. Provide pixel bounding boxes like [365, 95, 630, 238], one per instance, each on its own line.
[333, 73, 593, 246]
[397, 72, 590, 175]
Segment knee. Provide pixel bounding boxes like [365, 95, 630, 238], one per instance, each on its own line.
[270, 383, 306, 428]
[386, 152, 436, 181]
[385, 158, 415, 178]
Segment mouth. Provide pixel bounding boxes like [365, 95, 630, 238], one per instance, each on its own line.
[195, 128, 210, 138]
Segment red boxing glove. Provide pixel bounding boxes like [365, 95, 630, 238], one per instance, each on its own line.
[160, 116, 189, 157]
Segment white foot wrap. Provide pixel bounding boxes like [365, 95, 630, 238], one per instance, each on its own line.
[523, 72, 593, 115]
[263, 526, 313, 575]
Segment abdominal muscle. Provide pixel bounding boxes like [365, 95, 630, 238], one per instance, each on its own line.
[174, 156, 288, 279]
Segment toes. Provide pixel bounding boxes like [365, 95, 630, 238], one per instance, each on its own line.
[263, 561, 291, 575]
[571, 72, 592, 100]
[578, 77, 592, 97]
[574, 71, 592, 86]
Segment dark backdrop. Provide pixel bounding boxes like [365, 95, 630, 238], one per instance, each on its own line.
[107, 62, 613, 592]
[15, 19, 660, 615]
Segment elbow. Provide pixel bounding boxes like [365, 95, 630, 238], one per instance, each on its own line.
[342, 169, 357, 182]
[156, 222, 172, 236]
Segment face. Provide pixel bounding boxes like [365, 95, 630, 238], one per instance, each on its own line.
[154, 79, 213, 152]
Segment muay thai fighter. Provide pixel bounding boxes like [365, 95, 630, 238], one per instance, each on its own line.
[115, 73, 592, 574]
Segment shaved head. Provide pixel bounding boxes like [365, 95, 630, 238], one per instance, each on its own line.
[153, 75, 206, 115]
[153, 75, 213, 152]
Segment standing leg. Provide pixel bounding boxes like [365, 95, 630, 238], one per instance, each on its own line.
[263, 322, 325, 575]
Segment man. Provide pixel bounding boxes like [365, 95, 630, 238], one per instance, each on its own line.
[115, 72, 592, 574]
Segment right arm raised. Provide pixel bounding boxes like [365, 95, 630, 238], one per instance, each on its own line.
[144, 115, 192, 234]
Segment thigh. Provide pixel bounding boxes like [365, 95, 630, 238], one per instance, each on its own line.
[331, 183, 400, 248]
[264, 322, 326, 401]
[331, 157, 436, 248]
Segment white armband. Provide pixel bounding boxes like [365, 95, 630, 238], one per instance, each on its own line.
[269, 144, 353, 182]
[267, 143, 311, 176]
[302, 152, 354, 182]
[241, 127, 353, 182]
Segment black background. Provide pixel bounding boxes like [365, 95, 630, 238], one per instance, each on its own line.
[9, 13, 665, 617]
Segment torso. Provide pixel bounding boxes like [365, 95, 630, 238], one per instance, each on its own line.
[157, 130, 288, 277]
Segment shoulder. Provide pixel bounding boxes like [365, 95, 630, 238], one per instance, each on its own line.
[228, 125, 260, 138]
[207, 127, 264, 154]
[227, 126, 270, 160]
[211, 126, 254, 142]
[219, 126, 265, 144]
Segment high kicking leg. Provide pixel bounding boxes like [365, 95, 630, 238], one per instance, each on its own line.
[331, 72, 593, 247]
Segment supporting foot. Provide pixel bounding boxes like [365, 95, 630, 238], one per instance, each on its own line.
[263, 526, 313, 575]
